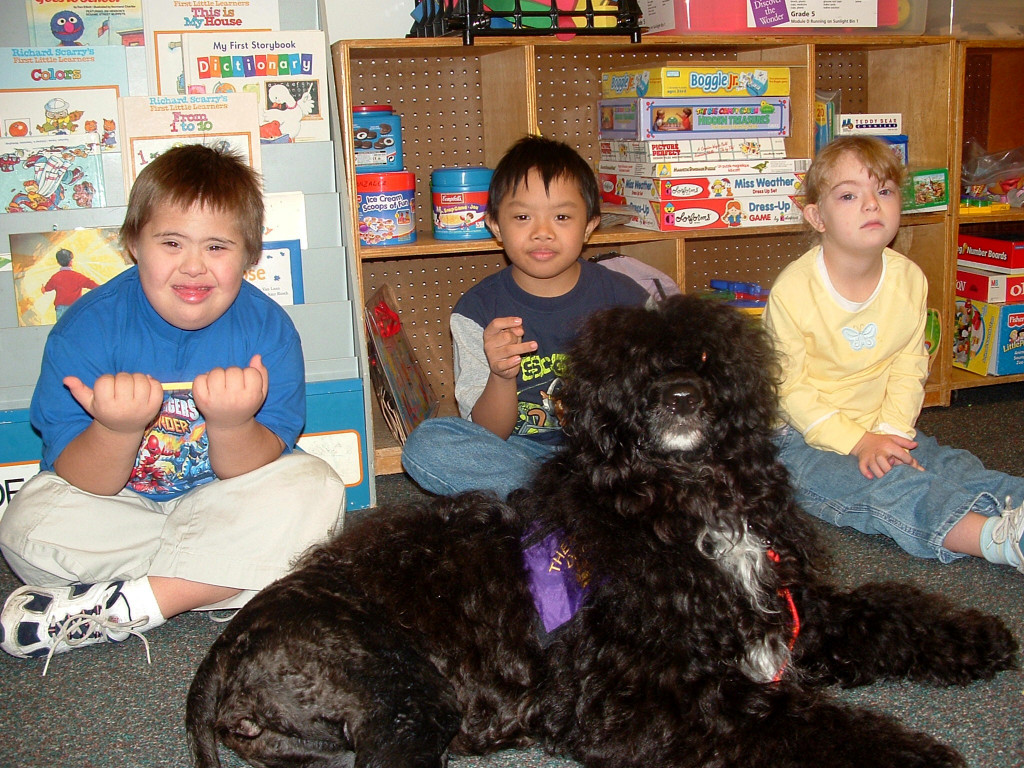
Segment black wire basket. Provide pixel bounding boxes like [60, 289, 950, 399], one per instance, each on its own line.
[409, 0, 644, 43]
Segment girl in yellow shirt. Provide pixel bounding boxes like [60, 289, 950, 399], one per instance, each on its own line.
[764, 135, 1024, 572]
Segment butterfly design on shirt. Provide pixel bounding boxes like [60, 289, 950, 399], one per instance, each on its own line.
[842, 323, 877, 351]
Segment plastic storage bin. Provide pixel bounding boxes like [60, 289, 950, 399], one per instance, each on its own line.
[642, 0, 927, 35]
[925, 0, 1024, 37]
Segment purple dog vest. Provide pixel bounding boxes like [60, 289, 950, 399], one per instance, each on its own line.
[521, 526, 594, 634]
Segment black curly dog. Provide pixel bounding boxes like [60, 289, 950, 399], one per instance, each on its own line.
[187, 294, 1017, 768]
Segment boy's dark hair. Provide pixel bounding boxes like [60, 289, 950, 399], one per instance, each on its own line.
[55, 248, 73, 267]
[120, 144, 264, 267]
[488, 135, 601, 222]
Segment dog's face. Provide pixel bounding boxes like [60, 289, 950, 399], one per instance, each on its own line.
[561, 295, 780, 464]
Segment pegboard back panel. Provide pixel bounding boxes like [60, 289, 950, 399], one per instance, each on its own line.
[962, 50, 991, 152]
[814, 48, 869, 113]
[344, 50, 492, 219]
[683, 232, 814, 292]
[362, 253, 509, 408]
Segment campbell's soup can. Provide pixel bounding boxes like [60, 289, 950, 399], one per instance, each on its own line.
[431, 167, 494, 240]
[356, 171, 416, 247]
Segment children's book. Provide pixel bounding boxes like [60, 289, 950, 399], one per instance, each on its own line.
[263, 190, 308, 248]
[364, 285, 440, 444]
[181, 29, 330, 144]
[9, 226, 131, 326]
[1, 132, 105, 212]
[118, 92, 262, 195]
[25, 1, 144, 47]
[247, 238, 303, 306]
[143, 0, 280, 97]
[0, 46, 129, 153]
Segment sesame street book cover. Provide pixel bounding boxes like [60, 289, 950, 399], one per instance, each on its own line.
[0, 132, 105, 214]
[25, 1, 144, 48]
[181, 29, 329, 144]
[9, 225, 131, 326]
[143, 0, 279, 97]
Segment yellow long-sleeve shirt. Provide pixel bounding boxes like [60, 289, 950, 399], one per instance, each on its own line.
[763, 246, 930, 456]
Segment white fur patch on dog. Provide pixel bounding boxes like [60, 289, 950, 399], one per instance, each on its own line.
[700, 526, 790, 683]
[660, 429, 703, 452]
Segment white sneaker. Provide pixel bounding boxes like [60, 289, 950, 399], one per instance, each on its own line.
[992, 498, 1024, 575]
[0, 582, 151, 674]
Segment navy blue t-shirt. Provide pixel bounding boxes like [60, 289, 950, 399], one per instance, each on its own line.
[450, 259, 648, 445]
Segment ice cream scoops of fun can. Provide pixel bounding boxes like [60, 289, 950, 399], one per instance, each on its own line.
[357, 171, 416, 246]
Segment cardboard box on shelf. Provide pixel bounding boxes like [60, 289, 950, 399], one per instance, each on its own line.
[600, 65, 791, 99]
[953, 297, 1024, 377]
[955, 265, 1024, 304]
[623, 195, 802, 231]
[598, 137, 788, 163]
[957, 233, 1024, 274]
[598, 97, 791, 141]
[902, 168, 948, 214]
[599, 171, 806, 204]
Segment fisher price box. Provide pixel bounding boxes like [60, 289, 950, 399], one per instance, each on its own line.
[952, 298, 1024, 377]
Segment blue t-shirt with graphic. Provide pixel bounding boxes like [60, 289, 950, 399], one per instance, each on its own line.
[451, 259, 648, 445]
[30, 267, 306, 500]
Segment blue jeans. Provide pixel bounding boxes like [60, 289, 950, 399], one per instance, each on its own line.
[401, 417, 558, 498]
[773, 425, 1024, 563]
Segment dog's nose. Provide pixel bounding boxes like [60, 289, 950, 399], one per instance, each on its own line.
[659, 376, 703, 416]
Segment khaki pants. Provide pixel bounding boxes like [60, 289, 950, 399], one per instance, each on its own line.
[0, 452, 345, 610]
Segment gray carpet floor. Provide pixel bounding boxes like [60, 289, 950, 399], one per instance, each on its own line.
[2, 384, 1024, 768]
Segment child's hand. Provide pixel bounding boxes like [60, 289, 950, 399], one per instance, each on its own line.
[483, 317, 537, 380]
[63, 372, 163, 435]
[851, 431, 923, 479]
[193, 354, 269, 429]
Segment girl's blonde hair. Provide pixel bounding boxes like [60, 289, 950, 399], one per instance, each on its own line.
[803, 135, 906, 207]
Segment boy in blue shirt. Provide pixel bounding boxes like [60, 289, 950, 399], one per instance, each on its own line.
[0, 145, 346, 670]
[402, 136, 648, 497]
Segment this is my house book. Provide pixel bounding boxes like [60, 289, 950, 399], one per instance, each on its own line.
[143, 0, 279, 97]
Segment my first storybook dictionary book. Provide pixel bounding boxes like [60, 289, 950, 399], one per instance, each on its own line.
[182, 29, 330, 144]
[143, 0, 280, 97]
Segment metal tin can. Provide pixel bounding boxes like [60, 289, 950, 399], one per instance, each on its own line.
[352, 105, 403, 173]
[356, 171, 416, 246]
[431, 167, 494, 240]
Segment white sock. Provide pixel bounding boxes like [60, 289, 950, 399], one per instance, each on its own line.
[979, 515, 1022, 568]
[106, 578, 166, 633]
